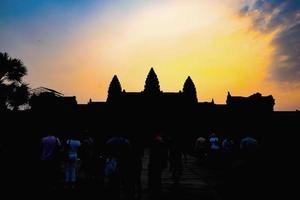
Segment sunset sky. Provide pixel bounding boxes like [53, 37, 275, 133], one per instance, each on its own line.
[1, 0, 300, 110]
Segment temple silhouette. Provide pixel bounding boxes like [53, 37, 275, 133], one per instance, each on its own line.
[28, 68, 277, 141]
[30, 68, 275, 117]
[87, 67, 275, 112]
[29, 67, 275, 113]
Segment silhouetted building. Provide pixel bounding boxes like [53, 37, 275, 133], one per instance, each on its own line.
[226, 92, 275, 112]
[29, 87, 77, 111]
[20, 68, 278, 148]
[28, 69, 275, 114]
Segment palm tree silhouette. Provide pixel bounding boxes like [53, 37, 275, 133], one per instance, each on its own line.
[0, 52, 29, 110]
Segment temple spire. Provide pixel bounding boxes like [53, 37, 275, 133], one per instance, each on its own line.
[227, 91, 231, 97]
[183, 76, 198, 102]
[107, 75, 122, 102]
[144, 67, 160, 95]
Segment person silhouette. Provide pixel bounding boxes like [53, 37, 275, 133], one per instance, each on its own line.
[130, 137, 144, 200]
[222, 137, 234, 153]
[194, 136, 208, 162]
[208, 132, 221, 166]
[209, 133, 220, 151]
[169, 138, 183, 189]
[240, 135, 258, 158]
[148, 130, 168, 197]
[105, 135, 133, 200]
[40, 131, 61, 190]
[80, 130, 96, 185]
[222, 136, 235, 166]
[64, 132, 81, 189]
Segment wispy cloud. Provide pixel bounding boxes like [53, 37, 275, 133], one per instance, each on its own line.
[240, 0, 300, 83]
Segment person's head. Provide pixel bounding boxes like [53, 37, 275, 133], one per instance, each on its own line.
[210, 132, 216, 137]
[243, 133, 254, 140]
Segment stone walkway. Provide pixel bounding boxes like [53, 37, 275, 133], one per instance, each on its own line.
[139, 150, 223, 200]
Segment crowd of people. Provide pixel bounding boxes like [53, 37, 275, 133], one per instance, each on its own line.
[40, 129, 259, 199]
[193, 133, 258, 165]
[40, 129, 185, 199]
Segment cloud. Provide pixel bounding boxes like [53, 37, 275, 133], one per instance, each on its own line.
[272, 23, 300, 82]
[240, 0, 300, 83]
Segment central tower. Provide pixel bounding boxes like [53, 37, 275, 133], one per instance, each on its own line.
[143, 68, 161, 95]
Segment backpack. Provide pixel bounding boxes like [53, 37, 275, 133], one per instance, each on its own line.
[104, 157, 117, 176]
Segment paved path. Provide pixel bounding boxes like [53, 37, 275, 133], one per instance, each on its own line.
[139, 150, 223, 200]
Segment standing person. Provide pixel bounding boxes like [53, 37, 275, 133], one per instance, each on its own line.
[222, 137, 235, 166]
[131, 139, 144, 200]
[40, 132, 61, 190]
[194, 136, 208, 162]
[208, 133, 221, 166]
[80, 131, 96, 185]
[169, 141, 183, 189]
[105, 135, 133, 200]
[237, 135, 260, 200]
[240, 136, 258, 158]
[64, 133, 81, 189]
[209, 133, 220, 151]
[94, 142, 106, 190]
[148, 131, 168, 197]
[222, 137, 234, 153]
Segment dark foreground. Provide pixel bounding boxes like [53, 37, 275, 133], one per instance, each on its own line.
[0, 111, 299, 199]
[1, 147, 296, 200]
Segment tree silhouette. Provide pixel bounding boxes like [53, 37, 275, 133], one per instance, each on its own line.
[144, 68, 160, 95]
[183, 76, 198, 102]
[0, 52, 29, 110]
[107, 75, 122, 102]
[8, 83, 30, 110]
